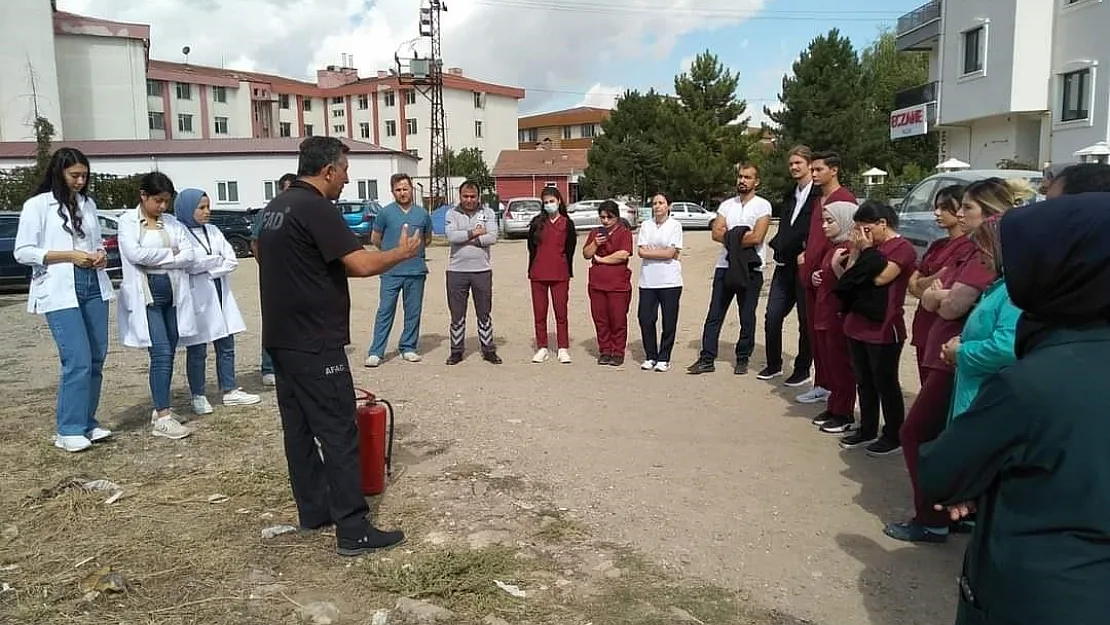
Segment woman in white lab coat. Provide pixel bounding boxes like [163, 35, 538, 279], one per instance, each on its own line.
[173, 188, 260, 416]
[117, 172, 196, 441]
[14, 147, 114, 453]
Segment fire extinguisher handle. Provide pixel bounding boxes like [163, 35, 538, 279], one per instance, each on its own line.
[379, 399, 395, 477]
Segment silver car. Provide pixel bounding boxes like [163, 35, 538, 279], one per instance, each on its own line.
[501, 197, 542, 238]
[669, 202, 717, 230]
[567, 199, 640, 230]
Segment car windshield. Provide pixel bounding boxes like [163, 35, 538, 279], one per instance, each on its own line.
[509, 200, 541, 213]
[338, 203, 366, 214]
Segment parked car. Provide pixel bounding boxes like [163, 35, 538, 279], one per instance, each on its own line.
[0, 213, 30, 290]
[205, 209, 259, 257]
[336, 200, 379, 243]
[895, 169, 1043, 257]
[669, 202, 717, 230]
[96, 214, 123, 281]
[566, 199, 640, 230]
[501, 197, 543, 238]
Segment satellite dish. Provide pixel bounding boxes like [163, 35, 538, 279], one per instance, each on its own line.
[182, 46, 191, 55]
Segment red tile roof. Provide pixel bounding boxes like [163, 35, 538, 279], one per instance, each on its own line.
[0, 138, 414, 160]
[518, 106, 611, 129]
[492, 149, 589, 177]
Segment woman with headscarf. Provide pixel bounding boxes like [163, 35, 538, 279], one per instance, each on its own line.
[174, 189, 261, 417]
[809, 201, 858, 434]
[920, 193, 1110, 625]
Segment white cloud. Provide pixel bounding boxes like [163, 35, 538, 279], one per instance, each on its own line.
[574, 83, 624, 109]
[56, 0, 768, 111]
[678, 55, 696, 74]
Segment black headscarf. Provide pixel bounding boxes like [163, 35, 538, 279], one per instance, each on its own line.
[1001, 192, 1110, 357]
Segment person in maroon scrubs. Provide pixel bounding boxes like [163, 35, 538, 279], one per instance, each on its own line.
[906, 185, 969, 384]
[527, 187, 578, 364]
[583, 201, 634, 366]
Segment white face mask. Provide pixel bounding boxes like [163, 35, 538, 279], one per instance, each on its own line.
[543, 202, 559, 214]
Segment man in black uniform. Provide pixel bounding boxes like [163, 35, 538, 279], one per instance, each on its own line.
[257, 136, 421, 556]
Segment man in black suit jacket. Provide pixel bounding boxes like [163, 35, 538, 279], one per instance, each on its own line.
[759, 145, 820, 385]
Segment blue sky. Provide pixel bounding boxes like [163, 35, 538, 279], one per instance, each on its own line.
[530, 0, 929, 123]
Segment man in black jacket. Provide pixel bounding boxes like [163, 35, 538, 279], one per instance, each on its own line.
[758, 145, 820, 386]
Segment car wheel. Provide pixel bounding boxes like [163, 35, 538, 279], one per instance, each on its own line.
[229, 236, 251, 258]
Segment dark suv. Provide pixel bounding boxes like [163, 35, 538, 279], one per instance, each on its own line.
[0, 213, 30, 289]
[208, 209, 258, 257]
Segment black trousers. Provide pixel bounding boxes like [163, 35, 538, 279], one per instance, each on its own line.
[699, 266, 764, 362]
[763, 264, 812, 373]
[270, 347, 368, 538]
[638, 286, 682, 362]
[446, 270, 495, 355]
[847, 339, 906, 442]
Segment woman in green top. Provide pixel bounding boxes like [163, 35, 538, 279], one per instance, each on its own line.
[939, 215, 1020, 421]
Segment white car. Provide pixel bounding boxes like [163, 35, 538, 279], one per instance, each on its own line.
[668, 202, 717, 230]
[566, 199, 640, 230]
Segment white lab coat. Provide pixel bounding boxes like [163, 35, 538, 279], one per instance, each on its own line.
[14, 191, 114, 314]
[116, 207, 198, 348]
[179, 224, 246, 346]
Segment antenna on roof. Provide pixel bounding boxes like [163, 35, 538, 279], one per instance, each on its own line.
[182, 46, 191, 64]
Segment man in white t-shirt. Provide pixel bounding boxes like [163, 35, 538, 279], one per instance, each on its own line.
[688, 163, 772, 375]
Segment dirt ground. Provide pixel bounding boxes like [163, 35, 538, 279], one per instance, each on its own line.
[0, 230, 962, 625]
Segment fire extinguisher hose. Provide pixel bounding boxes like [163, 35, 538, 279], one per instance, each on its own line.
[378, 398, 395, 477]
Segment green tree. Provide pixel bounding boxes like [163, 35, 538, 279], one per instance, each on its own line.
[579, 89, 670, 202]
[433, 147, 494, 193]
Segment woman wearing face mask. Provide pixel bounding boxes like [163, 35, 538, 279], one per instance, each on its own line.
[809, 201, 859, 435]
[636, 193, 683, 372]
[117, 172, 197, 440]
[174, 189, 261, 417]
[583, 200, 634, 366]
[14, 148, 114, 453]
[527, 187, 577, 364]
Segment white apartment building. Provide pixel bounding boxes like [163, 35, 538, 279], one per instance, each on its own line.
[892, 0, 1110, 168]
[0, 2, 525, 203]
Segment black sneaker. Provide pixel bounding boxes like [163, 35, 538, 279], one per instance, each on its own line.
[883, 521, 948, 544]
[733, 360, 749, 375]
[819, 414, 855, 434]
[482, 351, 502, 365]
[756, 366, 783, 380]
[445, 352, 463, 365]
[336, 527, 406, 556]
[811, 411, 834, 427]
[598, 354, 612, 366]
[609, 355, 625, 367]
[839, 432, 877, 449]
[866, 437, 902, 457]
[686, 360, 715, 374]
[783, 370, 812, 387]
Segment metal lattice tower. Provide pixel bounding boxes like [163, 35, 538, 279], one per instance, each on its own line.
[397, 0, 449, 208]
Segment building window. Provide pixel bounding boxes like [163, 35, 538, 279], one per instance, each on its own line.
[562, 126, 572, 140]
[407, 149, 419, 158]
[518, 128, 538, 142]
[212, 86, 227, 103]
[385, 120, 397, 137]
[279, 121, 291, 137]
[304, 124, 314, 136]
[214, 116, 229, 135]
[360, 122, 371, 139]
[357, 180, 379, 200]
[146, 80, 162, 97]
[264, 180, 276, 201]
[333, 124, 346, 134]
[545, 181, 557, 188]
[406, 118, 418, 135]
[303, 98, 312, 111]
[405, 90, 417, 105]
[177, 114, 194, 133]
[148, 112, 164, 130]
[1061, 68, 1092, 122]
[175, 83, 192, 100]
[216, 181, 239, 203]
[332, 109, 344, 117]
[473, 92, 484, 108]
[475, 120, 483, 138]
[383, 91, 396, 107]
[580, 123, 597, 138]
[358, 94, 369, 109]
[332, 96, 343, 105]
[279, 94, 290, 109]
[963, 27, 985, 75]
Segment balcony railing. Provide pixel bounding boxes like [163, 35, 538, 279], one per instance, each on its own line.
[897, 0, 941, 36]
[894, 81, 938, 110]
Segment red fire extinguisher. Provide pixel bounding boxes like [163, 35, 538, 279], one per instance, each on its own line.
[354, 389, 394, 496]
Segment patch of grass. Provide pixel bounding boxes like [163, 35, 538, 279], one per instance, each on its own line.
[363, 546, 525, 615]
[534, 516, 589, 543]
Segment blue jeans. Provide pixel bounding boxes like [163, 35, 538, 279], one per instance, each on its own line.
[368, 274, 426, 357]
[146, 274, 178, 411]
[186, 336, 236, 396]
[44, 267, 109, 436]
[261, 347, 274, 375]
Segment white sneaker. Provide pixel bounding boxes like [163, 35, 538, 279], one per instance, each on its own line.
[654, 361, 671, 372]
[192, 395, 214, 415]
[532, 348, 550, 363]
[261, 373, 276, 386]
[796, 386, 831, 404]
[152, 415, 191, 440]
[557, 348, 572, 364]
[87, 427, 113, 443]
[401, 351, 422, 363]
[223, 388, 261, 406]
[364, 355, 381, 368]
[641, 360, 657, 371]
[54, 435, 91, 453]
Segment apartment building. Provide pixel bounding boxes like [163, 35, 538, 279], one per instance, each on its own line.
[0, 3, 525, 189]
[893, 0, 1110, 168]
[517, 106, 611, 150]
